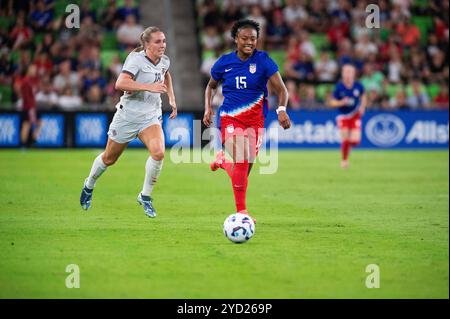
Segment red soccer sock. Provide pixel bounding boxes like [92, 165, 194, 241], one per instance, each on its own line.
[341, 140, 351, 161]
[221, 159, 233, 178]
[350, 140, 360, 147]
[231, 161, 249, 212]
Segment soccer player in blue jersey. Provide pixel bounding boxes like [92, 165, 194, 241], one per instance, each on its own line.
[203, 19, 291, 223]
[329, 64, 367, 168]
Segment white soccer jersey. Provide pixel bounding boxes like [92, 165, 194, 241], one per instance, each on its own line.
[117, 50, 170, 123]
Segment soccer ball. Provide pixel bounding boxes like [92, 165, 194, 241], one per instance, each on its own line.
[223, 213, 255, 243]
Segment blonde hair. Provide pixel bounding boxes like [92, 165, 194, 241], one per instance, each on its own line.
[133, 26, 161, 52]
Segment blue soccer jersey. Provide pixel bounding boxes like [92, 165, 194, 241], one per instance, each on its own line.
[210, 50, 278, 126]
[332, 81, 365, 118]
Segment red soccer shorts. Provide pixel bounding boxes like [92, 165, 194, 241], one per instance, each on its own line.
[220, 116, 264, 160]
[337, 112, 362, 130]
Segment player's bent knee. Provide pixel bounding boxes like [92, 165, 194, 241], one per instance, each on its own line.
[102, 154, 118, 166]
[151, 149, 165, 161]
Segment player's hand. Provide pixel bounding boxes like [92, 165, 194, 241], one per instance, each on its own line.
[169, 99, 177, 119]
[203, 108, 214, 127]
[341, 97, 350, 106]
[278, 111, 291, 130]
[148, 82, 167, 93]
[359, 107, 365, 116]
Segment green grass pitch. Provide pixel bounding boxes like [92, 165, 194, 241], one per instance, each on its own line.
[0, 149, 448, 298]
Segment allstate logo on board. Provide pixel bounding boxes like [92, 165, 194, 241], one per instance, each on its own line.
[365, 114, 406, 147]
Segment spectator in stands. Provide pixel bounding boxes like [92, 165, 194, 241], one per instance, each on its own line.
[389, 89, 409, 110]
[428, 50, 448, 82]
[354, 34, 378, 56]
[79, 0, 97, 23]
[36, 76, 58, 110]
[0, 50, 14, 85]
[200, 47, 222, 86]
[101, 0, 122, 31]
[57, 85, 83, 111]
[307, 0, 328, 33]
[36, 32, 55, 56]
[32, 51, 53, 78]
[286, 80, 300, 109]
[285, 51, 314, 81]
[107, 55, 124, 80]
[199, 0, 222, 28]
[266, 10, 291, 50]
[10, 15, 34, 50]
[81, 69, 106, 100]
[85, 84, 105, 110]
[407, 78, 431, 109]
[404, 52, 430, 83]
[53, 60, 80, 95]
[78, 45, 102, 71]
[286, 36, 300, 64]
[396, 18, 421, 48]
[379, 34, 403, 63]
[247, 5, 266, 49]
[222, 1, 244, 30]
[283, 0, 308, 27]
[30, 0, 53, 32]
[331, 0, 352, 25]
[315, 51, 338, 82]
[77, 16, 102, 47]
[117, 0, 140, 22]
[327, 16, 349, 51]
[117, 14, 144, 50]
[301, 84, 321, 109]
[298, 30, 316, 59]
[202, 26, 223, 51]
[433, 83, 449, 109]
[361, 63, 384, 98]
[387, 50, 403, 83]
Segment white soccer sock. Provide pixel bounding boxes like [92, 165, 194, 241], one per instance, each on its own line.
[86, 153, 107, 189]
[142, 157, 163, 196]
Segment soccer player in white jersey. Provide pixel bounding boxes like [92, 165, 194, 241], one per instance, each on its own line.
[80, 26, 177, 218]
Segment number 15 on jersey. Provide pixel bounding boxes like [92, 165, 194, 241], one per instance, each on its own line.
[235, 76, 247, 89]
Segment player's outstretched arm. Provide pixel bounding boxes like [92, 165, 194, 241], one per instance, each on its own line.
[203, 77, 218, 127]
[329, 96, 349, 108]
[268, 72, 291, 130]
[115, 72, 167, 93]
[359, 93, 367, 115]
[164, 71, 177, 119]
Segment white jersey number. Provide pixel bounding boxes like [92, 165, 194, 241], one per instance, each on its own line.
[235, 76, 247, 89]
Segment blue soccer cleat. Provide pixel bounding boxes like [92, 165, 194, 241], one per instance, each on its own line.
[80, 179, 94, 210]
[137, 193, 157, 218]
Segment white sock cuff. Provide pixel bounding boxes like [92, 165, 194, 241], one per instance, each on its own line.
[97, 152, 107, 168]
[148, 157, 163, 167]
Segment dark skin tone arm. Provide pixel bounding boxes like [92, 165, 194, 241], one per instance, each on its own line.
[203, 73, 291, 129]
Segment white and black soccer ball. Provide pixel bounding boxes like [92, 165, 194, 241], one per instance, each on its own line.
[223, 213, 255, 243]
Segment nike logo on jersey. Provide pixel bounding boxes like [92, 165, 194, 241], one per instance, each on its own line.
[225, 68, 233, 72]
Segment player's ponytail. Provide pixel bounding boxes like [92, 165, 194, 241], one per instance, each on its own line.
[132, 26, 161, 52]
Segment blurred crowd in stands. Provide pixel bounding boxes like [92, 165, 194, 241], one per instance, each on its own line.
[196, 0, 449, 110]
[0, 0, 142, 111]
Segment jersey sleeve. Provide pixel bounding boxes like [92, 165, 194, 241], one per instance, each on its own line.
[332, 83, 342, 99]
[210, 56, 224, 82]
[121, 52, 140, 78]
[264, 52, 279, 78]
[358, 82, 365, 95]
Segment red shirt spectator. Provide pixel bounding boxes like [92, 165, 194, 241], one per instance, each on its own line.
[434, 86, 449, 109]
[396, 20, 421, 47]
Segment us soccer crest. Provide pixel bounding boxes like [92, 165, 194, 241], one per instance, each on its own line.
[249, 63, 256, 74]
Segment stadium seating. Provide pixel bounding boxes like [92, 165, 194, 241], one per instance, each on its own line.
[268, 50, 286, 76]
[0, 85, 13, 108]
